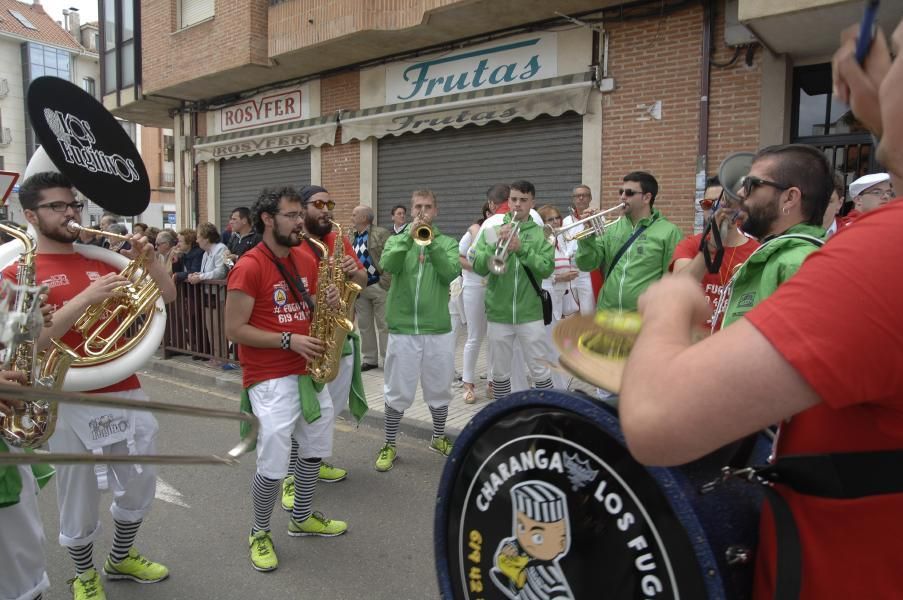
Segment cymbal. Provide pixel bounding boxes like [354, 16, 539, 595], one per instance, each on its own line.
[553, 314, 627, 394]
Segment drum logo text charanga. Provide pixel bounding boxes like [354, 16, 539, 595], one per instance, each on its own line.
[476, 449, 596, 511]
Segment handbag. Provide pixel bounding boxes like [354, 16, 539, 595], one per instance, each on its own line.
[522, 265, 552, 326]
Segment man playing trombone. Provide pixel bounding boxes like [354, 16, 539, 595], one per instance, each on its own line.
[574, 172, 681, 313]
[473, 180, 555, 401]
[374, 189, 461, 472]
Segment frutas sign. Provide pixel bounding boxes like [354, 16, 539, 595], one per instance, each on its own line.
[385, 33, 557, 103]
[219, 88, 304, 132]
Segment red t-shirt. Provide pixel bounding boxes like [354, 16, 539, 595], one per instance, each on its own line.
[745, 201, 903, 600]
[295, 232, 363, 271]
[226, 244, 319, 388]
[1, 252, 140, 393]
[669, 233, 759, 329]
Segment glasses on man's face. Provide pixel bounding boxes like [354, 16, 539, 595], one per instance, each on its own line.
[862, 187, 895, 199]
[572, 193, 591, 199]
[618, 189, 644, 198]
[35, 201, 85, 213]
[307, 199, 336, 211]
[739, 176, 789, 197]
[276, 212, 304, 221]
[699, 197, 720, 211]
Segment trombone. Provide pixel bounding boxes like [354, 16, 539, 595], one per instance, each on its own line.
[549, 203, 626, 242]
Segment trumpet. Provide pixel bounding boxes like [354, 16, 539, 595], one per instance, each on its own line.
[550, 204, 627, 241]
[66, 221, 132, 242]
[488, 218, 523, 275]
[412, 211, 433, 246]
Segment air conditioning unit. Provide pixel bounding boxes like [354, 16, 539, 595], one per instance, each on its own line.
[0, 128, 11, 147]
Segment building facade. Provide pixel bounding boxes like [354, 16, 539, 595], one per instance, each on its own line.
[104, 0, 903, 238]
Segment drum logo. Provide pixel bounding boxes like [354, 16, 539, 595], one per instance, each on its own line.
[43, 109, 141, 183]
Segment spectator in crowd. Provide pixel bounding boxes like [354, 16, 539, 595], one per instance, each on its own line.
[187, 223, 229, 364]
[155, 229, 178, 274]
[133, 222, 148, 236]
[105, 223, 131, 253]
[226, 206, 261, 262]
[822, 173, 847, 237]
[351, 205, 390, 371]
[145, 226, 160, 247]
[390, 204, 407, 235]
[849, 172, 894, 217]
[172, 228, 203, 283]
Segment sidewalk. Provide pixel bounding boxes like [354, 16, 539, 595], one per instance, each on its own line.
[144, 336, 593, 442]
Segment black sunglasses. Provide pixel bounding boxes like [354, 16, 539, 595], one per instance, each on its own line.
[739, 176, 790, 197]
[618, 189, 645, 198]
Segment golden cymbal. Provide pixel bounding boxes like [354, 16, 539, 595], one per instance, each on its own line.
[552, 314, 628, 394]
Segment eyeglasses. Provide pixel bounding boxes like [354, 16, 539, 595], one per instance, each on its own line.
[572, 193, 591, 199]
[276, 212, 304, 221]
[739, 176, 789, 197]
[618, 189, 645, 198]
[306, 199, 336, 211]
[35, 201, 85, 213]
[861, 188, 895, 198]
[699, 198, 720, 211]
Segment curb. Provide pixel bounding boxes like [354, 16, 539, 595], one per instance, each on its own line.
[143, 356, 460, 443]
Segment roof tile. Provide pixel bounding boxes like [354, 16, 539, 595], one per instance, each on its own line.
[0, 0, 83, 51]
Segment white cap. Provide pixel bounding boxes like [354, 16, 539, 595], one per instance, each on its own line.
[849, 173, 890, 198]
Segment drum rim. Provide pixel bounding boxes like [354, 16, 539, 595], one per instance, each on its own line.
[433, 389, 730, 600]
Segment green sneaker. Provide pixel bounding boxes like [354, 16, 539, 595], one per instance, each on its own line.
[102, 548, 168, 583]
[69, 568, 106, 600]
[248, 530, 278, 572]
[319, 461, 347, 483]
[288, 511, 348, 537]
[430, 435, 453, 457]
[375, 443, 397, 472]
[281, 475, 295, 511]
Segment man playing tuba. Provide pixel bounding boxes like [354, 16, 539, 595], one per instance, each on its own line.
[3, 172, 177, 600]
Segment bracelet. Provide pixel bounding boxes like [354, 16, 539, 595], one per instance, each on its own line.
[281, 331, 292, 350]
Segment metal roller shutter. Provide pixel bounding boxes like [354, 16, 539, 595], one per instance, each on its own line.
[377, 113, 583, 240]
[218, 149, 311, 231]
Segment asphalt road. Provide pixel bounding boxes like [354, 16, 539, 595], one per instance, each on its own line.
[35, 372, 444, 600]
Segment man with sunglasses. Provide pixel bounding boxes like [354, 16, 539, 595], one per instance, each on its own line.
[711, 145, 830, 329]
[225, 187, 349, 573]
[619, 19, 903, 600]
[575, 172, 681, 313]
[670, 175, 758, 330]
[4, 171, 177, 600]
[278, 185, 367, 512]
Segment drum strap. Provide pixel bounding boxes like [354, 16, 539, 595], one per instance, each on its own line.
[750, 450, 903, 600]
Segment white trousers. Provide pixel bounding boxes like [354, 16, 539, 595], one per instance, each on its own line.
[0, 454, 50, 600]
[250, 375, 335, 480]
[488, 321, 552, 385]
[383, 332, 455, 413]
[327, 352, 354, 417]
[572, 274, 596, 316]
[462, 284, 491, 385]
[50, 389, 158, 548]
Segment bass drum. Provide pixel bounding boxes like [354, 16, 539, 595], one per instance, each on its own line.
[435, 390, 768, 600]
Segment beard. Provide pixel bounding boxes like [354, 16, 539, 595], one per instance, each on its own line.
[739, 197, 780, 239]
[38, 219, 78, 244]
[304, 213, 332, 238]
[273, 227, 301, 248]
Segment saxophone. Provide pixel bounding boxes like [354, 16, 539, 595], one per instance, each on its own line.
[306, 221, 362, 384]
[0, 224, 73, 447]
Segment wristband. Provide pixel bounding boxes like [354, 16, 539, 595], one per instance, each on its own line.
[281, 331, 292, 350]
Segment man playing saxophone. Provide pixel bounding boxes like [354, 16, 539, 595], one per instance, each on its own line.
[374, 189, 461, 472]
[2, 172, 177, 600]
[276, 184, 366, 514]
[225, 187, 349, 573]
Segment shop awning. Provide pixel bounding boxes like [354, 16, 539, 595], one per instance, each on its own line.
[339, 72, 594, 144]
[193, 114, 338, 163]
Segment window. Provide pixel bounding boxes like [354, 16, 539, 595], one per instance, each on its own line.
[180, 0, 214, 29]
[101, 0, 140, 94]
[83, 77, 96, 96]
[21, 43, 73, 159]
[9, 9, 37, 30]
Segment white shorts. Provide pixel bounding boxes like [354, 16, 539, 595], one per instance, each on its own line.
[50, 388, 158, 547]
[0, 455, 50, 600]
[327, 352, 354, 418]
[383, 332, 455, 413]
[250, 375, 335, 479]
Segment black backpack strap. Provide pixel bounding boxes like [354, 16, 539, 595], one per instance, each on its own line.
[521, 264, 543, 296]
[605, 224, 648, 277]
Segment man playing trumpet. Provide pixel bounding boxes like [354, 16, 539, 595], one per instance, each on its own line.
[473, 180, 554, 401]
[3, 172, 177, 600]
[574, 172, 681, 313]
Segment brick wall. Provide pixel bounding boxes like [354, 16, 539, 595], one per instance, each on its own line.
[321, 71, 361, 229]
[600, 1, 762, 234]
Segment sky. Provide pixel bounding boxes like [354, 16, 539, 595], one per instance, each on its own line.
[38, 0, 99, 27]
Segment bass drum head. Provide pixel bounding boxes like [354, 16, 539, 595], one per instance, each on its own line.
[435, 390, 766, 600]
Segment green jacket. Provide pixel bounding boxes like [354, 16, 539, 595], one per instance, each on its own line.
[473, 215, 554, 324]
[720, 223, 825, 329]
[575, 208, 682, 312]
[379, 226, 461, 334]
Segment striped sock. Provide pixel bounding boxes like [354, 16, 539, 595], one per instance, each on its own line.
[384, 405, 403, 446]
[67, 542, 94, 575]
[289, 437, 299, 474]
[291, 457, 321, 524]
[534, 378, 553, 390]
[109, 519, 142, 564]
[492, 378, 511, 401]
[250, 473, 280, 535]
[429, 405, 449, 438]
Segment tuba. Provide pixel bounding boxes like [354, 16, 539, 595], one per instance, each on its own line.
[306, 221, 362, 384]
